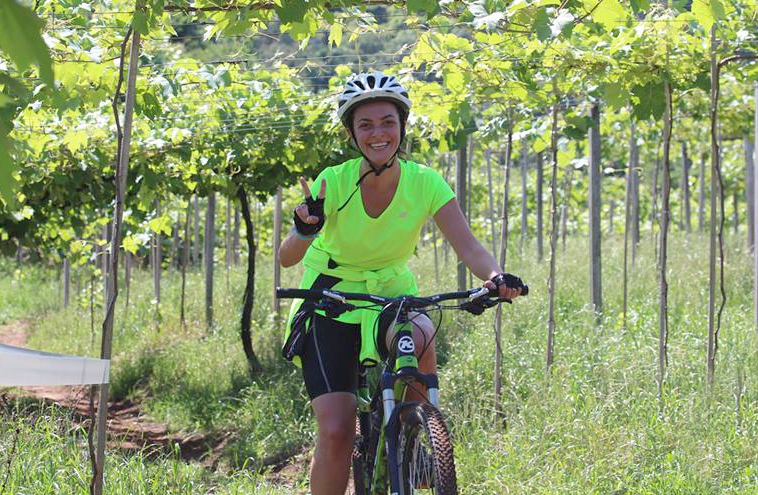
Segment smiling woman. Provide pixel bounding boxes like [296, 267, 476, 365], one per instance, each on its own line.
[276, 70, 526, 495]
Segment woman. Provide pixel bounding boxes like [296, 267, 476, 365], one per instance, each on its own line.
[279, 70, 524, 495]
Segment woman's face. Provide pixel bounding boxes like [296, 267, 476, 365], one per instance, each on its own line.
[350, 100, 401, 166]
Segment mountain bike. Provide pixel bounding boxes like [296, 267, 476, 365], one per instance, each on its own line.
[276, 283, 528, 495]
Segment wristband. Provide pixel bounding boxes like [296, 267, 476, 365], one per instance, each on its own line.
[295, 231, 319, 241]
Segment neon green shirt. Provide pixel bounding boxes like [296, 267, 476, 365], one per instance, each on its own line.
[309, 157, 455, 269]
[287, 157, 455, 365]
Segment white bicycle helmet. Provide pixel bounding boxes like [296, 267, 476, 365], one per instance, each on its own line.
[336, 71, 412, 128]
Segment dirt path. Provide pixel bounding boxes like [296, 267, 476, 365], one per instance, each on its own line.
[0, 319, 315, 488]
[0, 320, 229, 468]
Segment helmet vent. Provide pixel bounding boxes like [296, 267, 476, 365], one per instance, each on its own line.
[366, 75, 376, 87]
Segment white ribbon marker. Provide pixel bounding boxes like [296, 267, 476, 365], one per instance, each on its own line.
[0, 344, 110, 386]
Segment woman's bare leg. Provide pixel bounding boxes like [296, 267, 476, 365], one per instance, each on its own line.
[310, 391, 357, 495]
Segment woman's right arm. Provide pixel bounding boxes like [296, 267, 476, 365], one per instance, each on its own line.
[279, 227, 315, 267]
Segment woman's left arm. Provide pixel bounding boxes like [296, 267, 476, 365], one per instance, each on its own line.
[433, 198, 522, 298]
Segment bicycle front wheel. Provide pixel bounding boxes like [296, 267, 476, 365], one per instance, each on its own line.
[397, 403, 458, 495]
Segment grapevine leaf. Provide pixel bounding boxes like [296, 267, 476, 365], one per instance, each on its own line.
[275, 0, 308, 24]
[408, 0, 441, 18]
[0, 0, 54, 86]
[629, 0, 650, 14]
[631, 81, 665, 121]
[533, 10, 552, 41]
[586, 0, 627, 31]
[329, 22, 343, 47]
[692, 0, 725, 31]
[0, 140, 16, 208]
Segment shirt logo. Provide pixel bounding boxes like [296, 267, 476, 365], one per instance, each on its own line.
[398, 211, 408, 218]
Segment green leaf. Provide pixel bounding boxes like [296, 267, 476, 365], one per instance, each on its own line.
[407, 0, 441, 18]
[275, 0, 308, 24]
[149, 214, 173, 236]
[329, 22, 343, 47]
[585, 0, 627, 31]
[629, 0, 650, 15]
[0, 0, 54, 86]
[0, 139, 16, 208]
[692, 0, 725, 31]
[533, 10, 551, 41]
[132, 11, 149, 34]
[631, 81, 666, 121]
[122, 235, 141, 255]
[603, 82, 628, 109]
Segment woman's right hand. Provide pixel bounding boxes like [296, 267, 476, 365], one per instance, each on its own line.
[293, 176, 327, 237]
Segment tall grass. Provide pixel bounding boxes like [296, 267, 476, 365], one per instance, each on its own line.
[2, 233, 758, 493]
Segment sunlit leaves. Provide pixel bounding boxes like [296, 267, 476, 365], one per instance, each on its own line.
[0, 0, 53, 86]
[692, 0, 726, 32]
[583, 0, 627, 32]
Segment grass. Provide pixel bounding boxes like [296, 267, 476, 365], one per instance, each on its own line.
[2, 232, 758, 494]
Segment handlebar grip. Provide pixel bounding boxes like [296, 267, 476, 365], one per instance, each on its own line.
[487, 284, 529, 297]
[276, 288, 318, 299]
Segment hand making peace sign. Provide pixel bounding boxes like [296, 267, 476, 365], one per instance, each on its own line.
[293, 176, 327, 238]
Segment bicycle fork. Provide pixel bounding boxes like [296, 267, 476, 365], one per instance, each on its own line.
[381, 326, 440, 494]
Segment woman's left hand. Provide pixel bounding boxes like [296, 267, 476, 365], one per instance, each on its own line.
[483, 273, 524, 300]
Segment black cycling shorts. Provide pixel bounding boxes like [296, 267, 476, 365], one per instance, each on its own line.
[301, 310, 428, 400]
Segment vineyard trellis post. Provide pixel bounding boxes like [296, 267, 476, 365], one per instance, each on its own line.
[486, 149, 497, 257]
[456, 132, 468, 291]
[92, 26, 140, 495]
[588, 103, 603, 322]
[658, 77, 673, 410]
[698, 152, 707, 233]
[63, 258, 70, 307]
[753, 81, 758, 331]
[205, 191, 216, 329]
[745, 136, 755, 250]
[493, 124, 513, 422]
[681, 142, 691, 234]
[754, 80, 758, 331]
[193, 195, 200, 267]
[630, 122, 640, 267]
[546, 97, 559, 372]
[520, 143, 528, 253]
[273, 186, 283, 318]
[536, 151, 544, 261]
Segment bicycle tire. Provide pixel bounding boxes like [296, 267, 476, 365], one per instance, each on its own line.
[397, 403, 458, 495]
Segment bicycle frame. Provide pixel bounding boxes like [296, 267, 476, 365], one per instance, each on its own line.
[359, 316, 441, 494]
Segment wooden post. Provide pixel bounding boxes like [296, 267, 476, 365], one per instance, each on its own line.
[699, 152, 707, 233]
[630, 123, 640, 267]
[233, 205, 240, 265]
[63, 258, 70, 307]
[494, 127, 513, 420]
[546, 98, 560, 372]
[486, 149, 497, 257]
[226, 196, 233, 271]
[745, 136, 755, 250]
[152, 202, 162, 305]
[536, 152, 544, 262]
[588, 103, 603, 320]
[456, 132, 468, 291]
[658, 78, 673, 406]
[520, 144, 528, 253]
[753, 81, 758, 331]
[273, 186, 283, 317]
[681, 142, 691, 234]
[205, 192, 216, 329]
[193, 195, 200, 267]
[707, 27, 719, 391]
[93, 27, 140, 495]
[608, 200, 615, 235]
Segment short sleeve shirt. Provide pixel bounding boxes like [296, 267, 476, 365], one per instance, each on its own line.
[307, 157, 455, 270]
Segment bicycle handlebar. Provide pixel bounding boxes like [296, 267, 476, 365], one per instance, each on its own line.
[276, 283, 528, 315]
